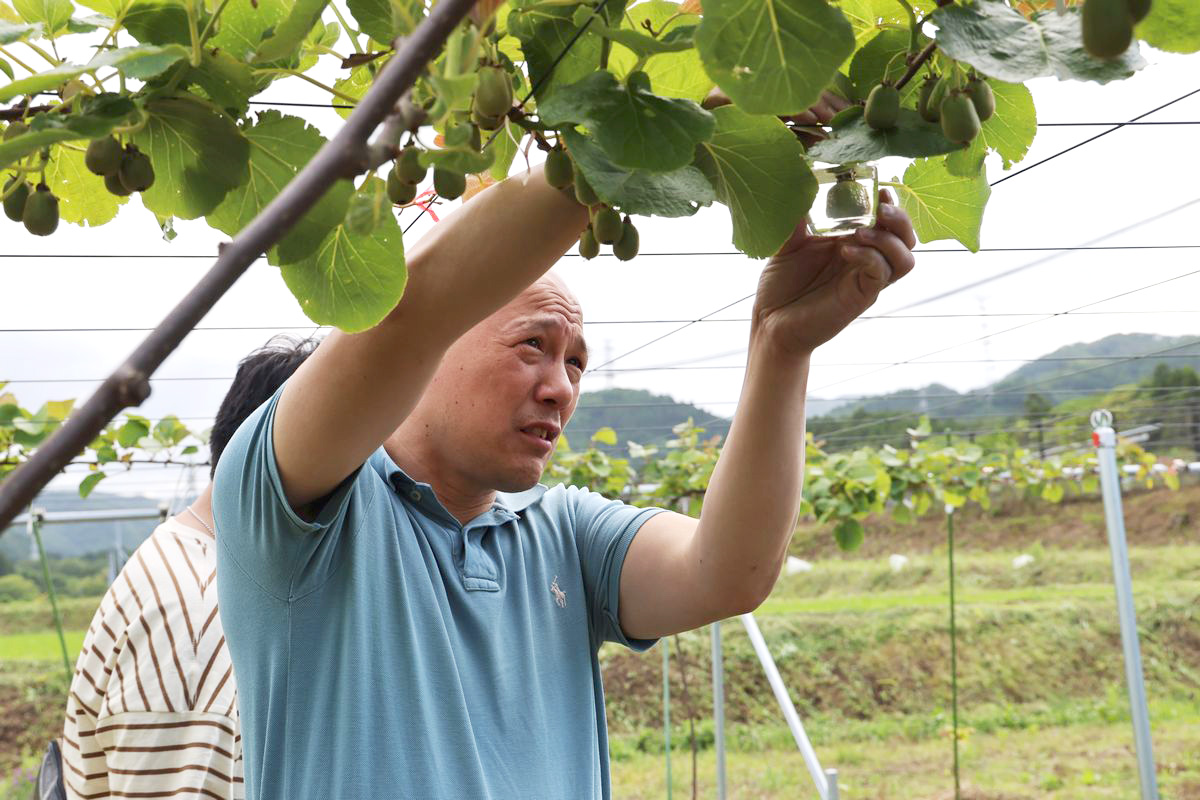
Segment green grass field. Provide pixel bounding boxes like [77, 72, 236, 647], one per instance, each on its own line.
[0, 630, 84, 663]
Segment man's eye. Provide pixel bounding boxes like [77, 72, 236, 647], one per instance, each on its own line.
[567, 357, 583, 369]
[524, 338, 542, 349]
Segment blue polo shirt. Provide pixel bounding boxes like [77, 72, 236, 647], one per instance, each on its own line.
[212, 390, 664, 800]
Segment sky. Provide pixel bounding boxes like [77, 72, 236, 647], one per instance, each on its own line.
[2, 25, 1199, 502]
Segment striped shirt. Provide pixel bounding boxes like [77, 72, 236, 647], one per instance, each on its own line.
[63, 517, 243, 799]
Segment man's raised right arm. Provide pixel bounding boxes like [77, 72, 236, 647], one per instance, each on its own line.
[273, 166, 587, 507]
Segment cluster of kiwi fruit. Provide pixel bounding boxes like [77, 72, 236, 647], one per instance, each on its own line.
[1082, 0, 1150, 60]
[865, 72, 994, 145]
[543, 146, 639, 262]
[84, 135, 155, 196]
[385, 61, 516, 206]
[2, 123, 58, 236]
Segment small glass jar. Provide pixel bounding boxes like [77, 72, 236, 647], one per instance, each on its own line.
[808, 162, 878, 236]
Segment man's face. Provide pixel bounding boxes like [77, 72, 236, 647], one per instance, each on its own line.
[420, 275, 588, 493]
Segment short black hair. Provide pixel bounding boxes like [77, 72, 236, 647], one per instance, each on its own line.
[209, 335, 318, 477]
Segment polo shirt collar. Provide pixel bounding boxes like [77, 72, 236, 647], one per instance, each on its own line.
[372, 449, 549, 524]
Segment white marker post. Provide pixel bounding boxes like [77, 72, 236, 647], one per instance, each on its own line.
[1091, 409, 1159, 800]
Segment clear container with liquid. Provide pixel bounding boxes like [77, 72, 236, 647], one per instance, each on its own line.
[808, 162, 878, 236]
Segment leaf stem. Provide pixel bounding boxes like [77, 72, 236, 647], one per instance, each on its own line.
[197, 0, 234, 48]
[0, 46, 36, 75]
[894, 40, 937, 91]
[23, 41, 61, 67]
[253, 68, 361, 102]
[329, 2, 365, 54]
[186, 0, 202, 66]
[895, 0, 919, 54]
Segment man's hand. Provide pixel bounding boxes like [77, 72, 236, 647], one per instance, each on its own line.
[752, 192, 917, 357]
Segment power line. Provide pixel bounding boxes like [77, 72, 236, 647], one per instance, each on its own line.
[581, 353, 1200, 373]
[4, 307, 1197, 335]
[3, 243, 1197, 262]
[812, 262, 1200, 393]
[989, 86, 1200, 188]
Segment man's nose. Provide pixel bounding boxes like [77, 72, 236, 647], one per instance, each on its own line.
[536, 364, 573, 407]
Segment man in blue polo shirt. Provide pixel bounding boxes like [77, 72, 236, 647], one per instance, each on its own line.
[214, 160, 916, 798]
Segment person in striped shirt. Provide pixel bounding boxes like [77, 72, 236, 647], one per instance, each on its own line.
[61, 336, 316, 800]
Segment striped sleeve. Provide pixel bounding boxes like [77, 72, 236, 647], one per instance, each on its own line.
[63, 520, 244, 799]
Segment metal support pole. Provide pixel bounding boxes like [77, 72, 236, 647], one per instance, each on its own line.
[740, 613, 831, 800]
[1091, 409, 1159, 800]
[663, 638, 672, 800]
[711, 621, 726, 800]
[30, 512, 72, 683]
[826, 768, 839, 800]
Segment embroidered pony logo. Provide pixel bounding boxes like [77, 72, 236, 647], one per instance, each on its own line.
[550, 576, 567, 609]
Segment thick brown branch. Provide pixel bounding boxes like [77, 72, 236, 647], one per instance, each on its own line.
[0, 0, 478, 531]
[894, 40, 938, 91]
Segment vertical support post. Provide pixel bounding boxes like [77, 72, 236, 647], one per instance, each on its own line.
[30, 511, 72, 683]
[826, 768, 839, 800]
[1091, 409, 1159, 800]
[663, 637, 672, 800]
[711, 621, 726, 800]
[946, 507, 961, 800]
[740, 613, 830, 799]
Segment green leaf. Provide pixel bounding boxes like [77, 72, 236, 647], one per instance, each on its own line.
[893, 157, 990, 252]
[806, 109, 962, 165]
[66, 12, 111, 32]
[123, 0, 191, 45]
[130, 96, 249, 220]
[943, 488, 966, 507]
[0, 95, 136, 167]
[280, 206, 407, 332]
[538, 71, 714, 172]
[592, 426, 618, 446]
[79, 471, 106, 498]
[43, 143, 127, 226]
[115, 418, 149, 448]
[153, 415, 188, 446]
[183, 49, 256, 115]
[0, 44, 189, 102]
[944, 80, 1036, 176]
[206, 110, 351, 266]
[347, 0, 420, 43]
[0, 18, 41, 42]
[934, 1, 1146, 84]
[0, 58, 11, 79]
[1041, 481, 1065, 504]
[833, 517, 864, 551]
[561, 128, 714, 218]
[418, 145, 495, 175]
[608, 1, 711, 103]
[695, 0, 854, 116]
[1137, 0, 1200, 53]
[332, 65, 372, 119]
[254, 0, 328, 62]
[208, 0, 290, 61]
[344, 175, 391, 237]
[694, 106, 813, 259]
[13, 0, 69, 34]
[848, 28, 925, 105]
[509, 3, 601, 100]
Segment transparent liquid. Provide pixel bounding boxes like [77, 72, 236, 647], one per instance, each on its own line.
[808, 162, 878, 237]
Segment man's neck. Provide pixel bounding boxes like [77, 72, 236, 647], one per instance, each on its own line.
[384, 434, 496, 526]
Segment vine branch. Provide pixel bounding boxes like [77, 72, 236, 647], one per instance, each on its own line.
[894, 40, 938, 91]
[0, 0, 480, 532]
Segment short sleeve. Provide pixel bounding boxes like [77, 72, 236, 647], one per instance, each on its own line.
[212, 385, 373, 600]
[566, 486, 665, 652]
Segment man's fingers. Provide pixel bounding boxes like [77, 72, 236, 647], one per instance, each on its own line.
[823, 90, 852, 112]
[853, 227, 916, 284]
[875, 197, 917, 250]
[841, 243, 893, 296]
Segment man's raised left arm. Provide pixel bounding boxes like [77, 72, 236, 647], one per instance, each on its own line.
[618, 196, 917, 639]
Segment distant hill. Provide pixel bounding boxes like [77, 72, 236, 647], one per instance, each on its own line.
[828, 333, 1200, 418]
[565, 388, 731, 451]
[0, 489, 176, 562]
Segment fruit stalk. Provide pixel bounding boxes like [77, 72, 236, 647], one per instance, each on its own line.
[893, 40, 938, 92]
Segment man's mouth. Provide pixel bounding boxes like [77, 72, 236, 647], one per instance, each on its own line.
[519, 425, 559, 443]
